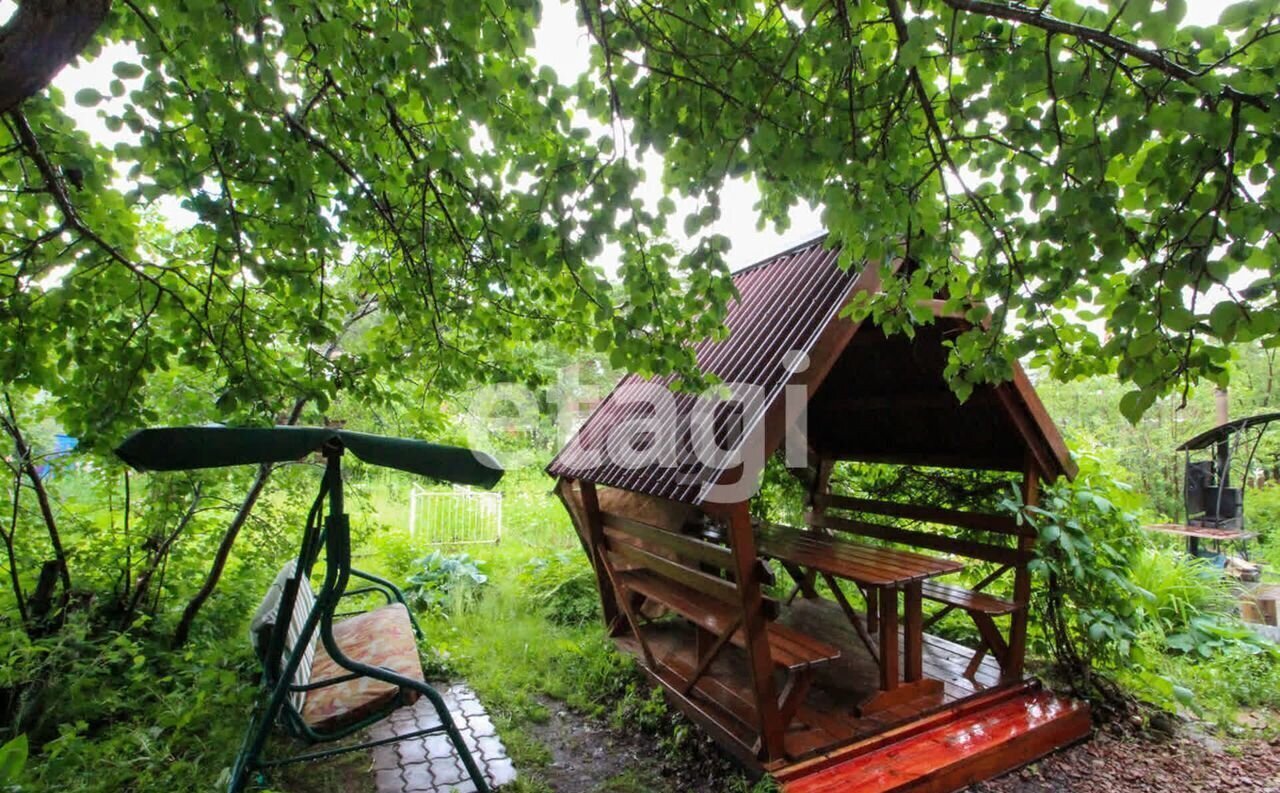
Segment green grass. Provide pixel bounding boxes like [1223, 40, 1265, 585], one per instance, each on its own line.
[349, 468, 775, 792]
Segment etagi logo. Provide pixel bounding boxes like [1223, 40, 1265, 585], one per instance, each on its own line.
[461, 351, 812, 504]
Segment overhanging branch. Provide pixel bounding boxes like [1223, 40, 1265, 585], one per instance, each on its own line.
[941, 0, 1272, 109]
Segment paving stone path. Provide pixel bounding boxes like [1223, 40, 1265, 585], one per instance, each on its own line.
[369, 683, 516, 793]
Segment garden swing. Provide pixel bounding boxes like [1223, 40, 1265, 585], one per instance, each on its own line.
[114, 426, 504, 793]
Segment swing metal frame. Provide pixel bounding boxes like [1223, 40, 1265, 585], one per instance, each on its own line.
[113, 427, 501, 793]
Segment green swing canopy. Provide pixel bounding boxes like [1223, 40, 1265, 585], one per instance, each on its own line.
[115, 426, 503, 488]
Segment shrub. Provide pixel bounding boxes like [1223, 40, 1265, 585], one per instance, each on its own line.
[403, 551, 489, 615]
[1019, 453, 1275, 713]
[1013, 454, 1149, 669]
[1127, 548, 1235, 646]
[518, 552, 600, 627]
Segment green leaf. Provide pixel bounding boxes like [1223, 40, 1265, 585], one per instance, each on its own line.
[112, 61, 145, 79]
[1208, 301, 1242, 339]
[1118, 389, 1155, 424]
[1171, 685, 1195, 706]
[0, 734, 27, 783]
[74, 88, 104, 107]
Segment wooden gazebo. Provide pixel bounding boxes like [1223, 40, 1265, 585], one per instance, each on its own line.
[547, 237, 1091, 792]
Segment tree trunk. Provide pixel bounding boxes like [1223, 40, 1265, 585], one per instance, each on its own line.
[1, 402, 72, 600]
[0, 0, 113, 114]
[171, 463, 271, 648]
[171, 395, 308, 648]
[121, 483, 201, 629]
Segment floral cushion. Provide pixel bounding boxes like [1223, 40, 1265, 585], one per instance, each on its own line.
[301, 602, 425, 732]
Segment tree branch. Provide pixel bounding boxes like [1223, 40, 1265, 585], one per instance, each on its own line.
[940, 0, 1272, 109]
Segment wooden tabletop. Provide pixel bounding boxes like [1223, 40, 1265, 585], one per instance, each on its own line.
[1143, 523, 1257, 542]
[755, 522, 962, 587]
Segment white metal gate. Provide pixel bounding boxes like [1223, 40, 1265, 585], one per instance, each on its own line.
[407, 484, 503, 545]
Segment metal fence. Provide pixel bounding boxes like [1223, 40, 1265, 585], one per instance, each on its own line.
[407, 484, 503, 545]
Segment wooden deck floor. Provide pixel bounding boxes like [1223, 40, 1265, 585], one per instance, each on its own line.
[616, 596, 1018, 766]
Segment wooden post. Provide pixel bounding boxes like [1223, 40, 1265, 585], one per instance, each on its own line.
[577, 480, 620, 633]
[1006, 456, 1040, 680]
[725, 501, 785, 761]
[878, 586, 900, 692]
[903, 582, 923, 682]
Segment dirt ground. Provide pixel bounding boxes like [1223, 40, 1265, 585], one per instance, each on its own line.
[527, 702, 1280, 793]
[529, 700, 750, 792]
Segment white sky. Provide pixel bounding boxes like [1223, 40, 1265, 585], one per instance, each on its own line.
[30, 0, 1245, 275]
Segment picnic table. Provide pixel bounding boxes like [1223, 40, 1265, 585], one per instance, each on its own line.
[754, 522, 963, 713]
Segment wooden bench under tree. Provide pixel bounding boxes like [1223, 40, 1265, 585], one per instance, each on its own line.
[577, 483, 839, 755]
[920, 581, 1019, 679]
[809, 490, 1035, 682]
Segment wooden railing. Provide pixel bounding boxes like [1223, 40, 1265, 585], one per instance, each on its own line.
[813, 493, 1031, 537]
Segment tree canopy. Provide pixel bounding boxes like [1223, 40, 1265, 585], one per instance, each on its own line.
[2, 0, 1279, 438]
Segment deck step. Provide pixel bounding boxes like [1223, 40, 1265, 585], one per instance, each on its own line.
[779, 691, 1090, 793]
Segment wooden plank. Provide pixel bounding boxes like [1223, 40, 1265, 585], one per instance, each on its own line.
[810, 513, 1024, 567]
[561, 479, 619, 630]
[993, 383, 1058, 488]
[758, 532, 928, 584]
[581, 481, 655, 666]
[727, 501, 786, 761]
[1008, 364, 1077, 480]
[757, 523, 964, 584]
[972, 612, 1010, 671]
[766, 622, 841, 669]
[816, 493, 1031, 538]
[683, 618, 741, 696]
[601, 511, 735, 570]
[1144, 523, 1257, 541]
[642, 663, 762, 771]
[856, 678, 945, 717]
[609, 540, 741, 606]
[618, 569, 836, 674]
[920, 582, 1019, 615]
[922, 565, 1013, 629]
[617, 569, 739, 634]
[780, 691, 1091, 793]
[773, 681, 1041, 783]
[821, 572, 878, 661]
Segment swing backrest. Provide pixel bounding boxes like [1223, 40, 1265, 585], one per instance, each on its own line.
[250, 561, 318, 715]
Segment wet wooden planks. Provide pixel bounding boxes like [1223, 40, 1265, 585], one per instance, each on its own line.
[613, 597, 1022, 768]
[779, 690, 1091, 793]
[756, 524, 964, 586]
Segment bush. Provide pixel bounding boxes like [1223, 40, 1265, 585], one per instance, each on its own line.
[518, 552, 600, 627]
[1020, 454, 1276, 714]
[1, 618, 259, 792]
[1249, 482, 1280, 569]
[403, 551, 489, 615]
[1127, 548, 1234, 639]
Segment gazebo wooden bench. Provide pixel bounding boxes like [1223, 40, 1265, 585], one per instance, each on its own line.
[581, 484, 840, 746]
[805, 492, 1030, 682]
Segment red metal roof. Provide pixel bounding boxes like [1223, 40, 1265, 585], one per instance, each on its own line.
[547, 235, 860, 505]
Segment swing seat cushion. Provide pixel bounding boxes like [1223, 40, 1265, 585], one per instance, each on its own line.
[301, 602, 426, 732]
